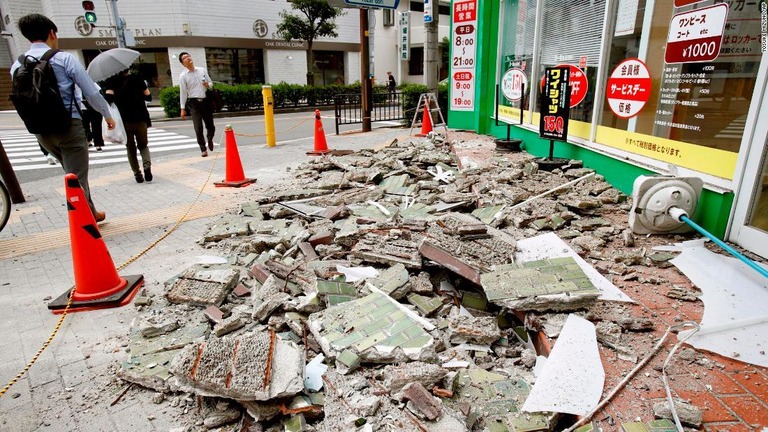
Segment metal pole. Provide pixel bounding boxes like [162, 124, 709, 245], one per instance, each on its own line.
[109, 0, 126, 48]
[360, 9, 371, 132]
[262, 86, 276, 147]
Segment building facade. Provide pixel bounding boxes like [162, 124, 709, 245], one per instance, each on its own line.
[449, 0, 768, 259]
[0, 0, 363, 105]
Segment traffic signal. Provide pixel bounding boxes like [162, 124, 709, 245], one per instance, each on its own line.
[82, 1, 96, 24]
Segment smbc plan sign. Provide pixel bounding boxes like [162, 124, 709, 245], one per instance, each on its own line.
[344, 0, 400, 8]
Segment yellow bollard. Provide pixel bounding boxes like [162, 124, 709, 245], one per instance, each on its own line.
[262, 85, 276, 147]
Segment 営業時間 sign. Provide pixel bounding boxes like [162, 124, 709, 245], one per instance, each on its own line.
[450, 0, 477, 111]
[539, 67, 571, 141]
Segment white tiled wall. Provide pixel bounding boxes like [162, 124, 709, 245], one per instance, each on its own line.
[265, 49, 307, 85]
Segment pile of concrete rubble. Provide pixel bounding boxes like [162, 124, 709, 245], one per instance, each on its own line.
[118, 135, 699, 431]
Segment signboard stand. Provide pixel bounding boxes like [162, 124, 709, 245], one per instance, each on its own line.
[535, 67, 571, 171]
[494, 83, 524, 152]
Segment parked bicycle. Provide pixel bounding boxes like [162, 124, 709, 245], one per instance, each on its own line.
[0, 178, 10, 232]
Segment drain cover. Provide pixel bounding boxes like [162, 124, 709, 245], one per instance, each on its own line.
[629, 176, 703, 234]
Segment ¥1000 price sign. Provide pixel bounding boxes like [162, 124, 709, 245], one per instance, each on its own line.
[450, 0, 477, 111]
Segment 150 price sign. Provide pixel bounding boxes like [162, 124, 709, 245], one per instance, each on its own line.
[450, 0, 477, 111]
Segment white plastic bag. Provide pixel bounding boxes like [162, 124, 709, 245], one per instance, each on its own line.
[102, 102, 126, 145]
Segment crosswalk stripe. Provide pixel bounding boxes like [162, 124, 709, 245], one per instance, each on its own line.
[2, 128, 202, 172]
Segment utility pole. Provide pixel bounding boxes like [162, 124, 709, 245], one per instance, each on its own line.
[109, 0, 126, 48]
[360, 9, 372, 132]
[424, 1, 439, 95]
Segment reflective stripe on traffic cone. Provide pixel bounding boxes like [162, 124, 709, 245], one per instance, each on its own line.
[307, 109, 330, 156]
[214, 125, 256, 188]
[47, 174, 143, 314]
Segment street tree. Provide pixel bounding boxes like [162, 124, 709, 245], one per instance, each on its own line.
[276, 0, 344, 86]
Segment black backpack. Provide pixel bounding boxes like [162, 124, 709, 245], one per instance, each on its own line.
[10, 49, 74, 135]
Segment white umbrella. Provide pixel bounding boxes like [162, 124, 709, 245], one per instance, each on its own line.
[86, 48, 141, 82]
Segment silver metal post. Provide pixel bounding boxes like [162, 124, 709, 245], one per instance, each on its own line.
[109, 0, 126, 48]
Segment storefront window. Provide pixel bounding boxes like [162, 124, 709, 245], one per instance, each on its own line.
[206, 48, 265, 85]
[84, 49, 169, 104]
[534, 0, 606, 139]
[498, 0, 537, 124]
[596, 0, 763, 179]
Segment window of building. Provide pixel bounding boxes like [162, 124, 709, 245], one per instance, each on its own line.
[409, 47, 424, 75]
[206, 48, 265, 85]
[383, 9, 395, 27]
[534, 0, 606, 138]
[594, 0, 762, 179]
[410, 2, 424, 12]
[312, 51, 345, 86]
[497, 0, 538, 122]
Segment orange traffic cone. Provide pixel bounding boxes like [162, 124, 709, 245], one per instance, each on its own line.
[214, 125, 256, 188]
[416, 104, 434, 137]
[307, 109, 330, 156]
[47, 174, 143, 314]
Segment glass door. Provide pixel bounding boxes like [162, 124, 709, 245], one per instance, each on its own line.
[729, 52, 768, 259]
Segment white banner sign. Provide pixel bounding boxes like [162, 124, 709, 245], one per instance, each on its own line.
[424, 0, 434, 23]
[450, 0, 478, 111]
[400, 12, 410, 61]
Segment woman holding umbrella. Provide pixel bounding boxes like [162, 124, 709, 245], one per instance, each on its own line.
[103, 69, 153, 183]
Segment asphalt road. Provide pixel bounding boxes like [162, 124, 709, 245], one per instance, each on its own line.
[1, 108, 404, 184]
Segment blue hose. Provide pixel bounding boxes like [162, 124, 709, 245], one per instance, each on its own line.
[679, 214, 768, 279]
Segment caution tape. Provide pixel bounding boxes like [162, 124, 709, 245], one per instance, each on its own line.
[233, 114, 314, 139]
[0, 132, 225, 399]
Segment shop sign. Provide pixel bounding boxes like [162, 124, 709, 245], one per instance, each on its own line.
[674, 0, 707, 7]
[606, 58, 652, 119]
[424, 0, 433, 23]
[400, 12, 410, 60]
[539, 66, 571, 141]
[344, 0, 400, 9]
[450, 0, 477, 111]
[540, 64, 587, 108]
[501, 68, 527, 102]
[665, 4, 728, 64]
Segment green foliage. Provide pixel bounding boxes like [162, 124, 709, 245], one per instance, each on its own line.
[399, 83, 449, 123]
[159, 86, 181, 117]
[276, 0, 344, 85]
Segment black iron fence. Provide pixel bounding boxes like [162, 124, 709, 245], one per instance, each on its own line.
[334, 91, 406, 134]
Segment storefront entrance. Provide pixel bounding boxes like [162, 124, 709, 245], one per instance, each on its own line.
[729, 52, 768, 259]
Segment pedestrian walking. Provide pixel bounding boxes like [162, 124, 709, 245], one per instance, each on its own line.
[82, 92, 105, 152]
[10, 14, 115, 222]
[178, 52, 215, 157]
[103, 70, 153, 183]
[387, 71, 397, 101]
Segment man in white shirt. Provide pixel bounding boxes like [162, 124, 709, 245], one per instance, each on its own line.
[178, 52, 215, 157]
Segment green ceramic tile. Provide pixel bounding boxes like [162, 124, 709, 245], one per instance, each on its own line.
[326, 294, 356, 306]
[336, 349, 361, 370]
[355, 331, 388, 351]
[400, 334, 433, 349]
[621, 422, 649, 432]
[332, 331, 365, 349]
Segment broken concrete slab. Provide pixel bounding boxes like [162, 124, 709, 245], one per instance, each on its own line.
[165, 267, 240, 307]
[448, 315, 501, 345]
[481, 257, 601, 312]
[368, 263, 410, 299]
[203, 213, 254, 242]
[252, 275, 292, 322]
[402, 382, 442, 420]
[352, 235, 423, 269]
[170, 330, 304, 401]
[380, 361, 448, 394]
[308, 291, 436, 364]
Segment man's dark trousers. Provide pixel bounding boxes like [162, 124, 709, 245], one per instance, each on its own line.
[187, 98, 215, 151]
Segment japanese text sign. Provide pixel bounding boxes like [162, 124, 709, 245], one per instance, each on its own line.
[606, 58, 652, 119]
[665, 3, 728, 63]
[450, 0, 477, 111]
[539, 67, 571, 141]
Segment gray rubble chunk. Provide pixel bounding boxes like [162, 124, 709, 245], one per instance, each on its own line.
[170, 330, 304, 401]
[368, 263, 410, 299]
[204, 213, 254, 242]
[165, 267, 240, 307]
[380, 362, 448, 394]
[653, 400, 703, 427]
[448, 315, 501, 345]
[252, 275, 292, 322]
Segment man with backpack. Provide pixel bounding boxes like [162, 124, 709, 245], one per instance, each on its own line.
[10, 14, 116, 222]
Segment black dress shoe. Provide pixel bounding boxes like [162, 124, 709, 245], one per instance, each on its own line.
[207, 141, 214, 151]
[134, 172, 144, 183]
[144, 167, 153, 182]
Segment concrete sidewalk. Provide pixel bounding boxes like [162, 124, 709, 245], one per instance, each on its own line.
[0, 122, 410, 431]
